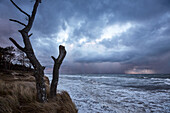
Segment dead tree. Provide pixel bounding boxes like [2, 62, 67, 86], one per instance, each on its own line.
[50, 45, 66, 98]
[9, 0, 66, 102]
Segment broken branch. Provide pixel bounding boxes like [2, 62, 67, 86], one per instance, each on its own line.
[51, 56, 56, 61]
[28, 33, 33, 37]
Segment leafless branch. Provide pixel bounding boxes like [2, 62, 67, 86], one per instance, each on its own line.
[10, 0, 30, 18]
[9, 19, 26, 26]
[51, 56, 56, 61]
[28, 33, 33, 37]
[9, 37, 25, 52]
[24, 0, 40, 32]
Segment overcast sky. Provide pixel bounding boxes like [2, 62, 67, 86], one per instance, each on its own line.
[0, 0, 170, 74]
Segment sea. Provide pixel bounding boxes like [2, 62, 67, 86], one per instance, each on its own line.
[46, 74, 170, 113]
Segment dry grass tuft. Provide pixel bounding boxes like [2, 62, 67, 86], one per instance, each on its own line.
[0, 97, 13, 113]
[20, 91, 78, 113]
[0, 71, 78, 113]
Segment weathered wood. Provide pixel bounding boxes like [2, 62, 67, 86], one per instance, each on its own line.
[50, 45, 66, 98]
[9, 0, 47, 102]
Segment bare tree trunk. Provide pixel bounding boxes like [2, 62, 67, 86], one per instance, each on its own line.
[50, 45, 66, 98]
[9, 0, 47, 102]
[9, 0, 67, 101]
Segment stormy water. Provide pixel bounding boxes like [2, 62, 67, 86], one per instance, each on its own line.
[47, 74, 170, 113]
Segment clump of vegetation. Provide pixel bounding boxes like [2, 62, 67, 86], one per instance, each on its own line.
[0, 46, 32, 71]
[0, 73, 77, 113]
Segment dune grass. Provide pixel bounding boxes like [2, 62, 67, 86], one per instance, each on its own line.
[0, 72, 77, 113]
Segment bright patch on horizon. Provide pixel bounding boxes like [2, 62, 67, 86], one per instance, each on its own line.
[96, 23, 133, 43]
[126, 68, 155, 74]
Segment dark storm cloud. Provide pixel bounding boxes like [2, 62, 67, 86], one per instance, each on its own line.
[30, 0, 170, 38]
[2, 0, 170, 39]
[0, 0, 170, 74]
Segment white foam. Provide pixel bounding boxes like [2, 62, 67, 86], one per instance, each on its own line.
[165, 78, 170, 82]
[56, 74, 170, 113]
